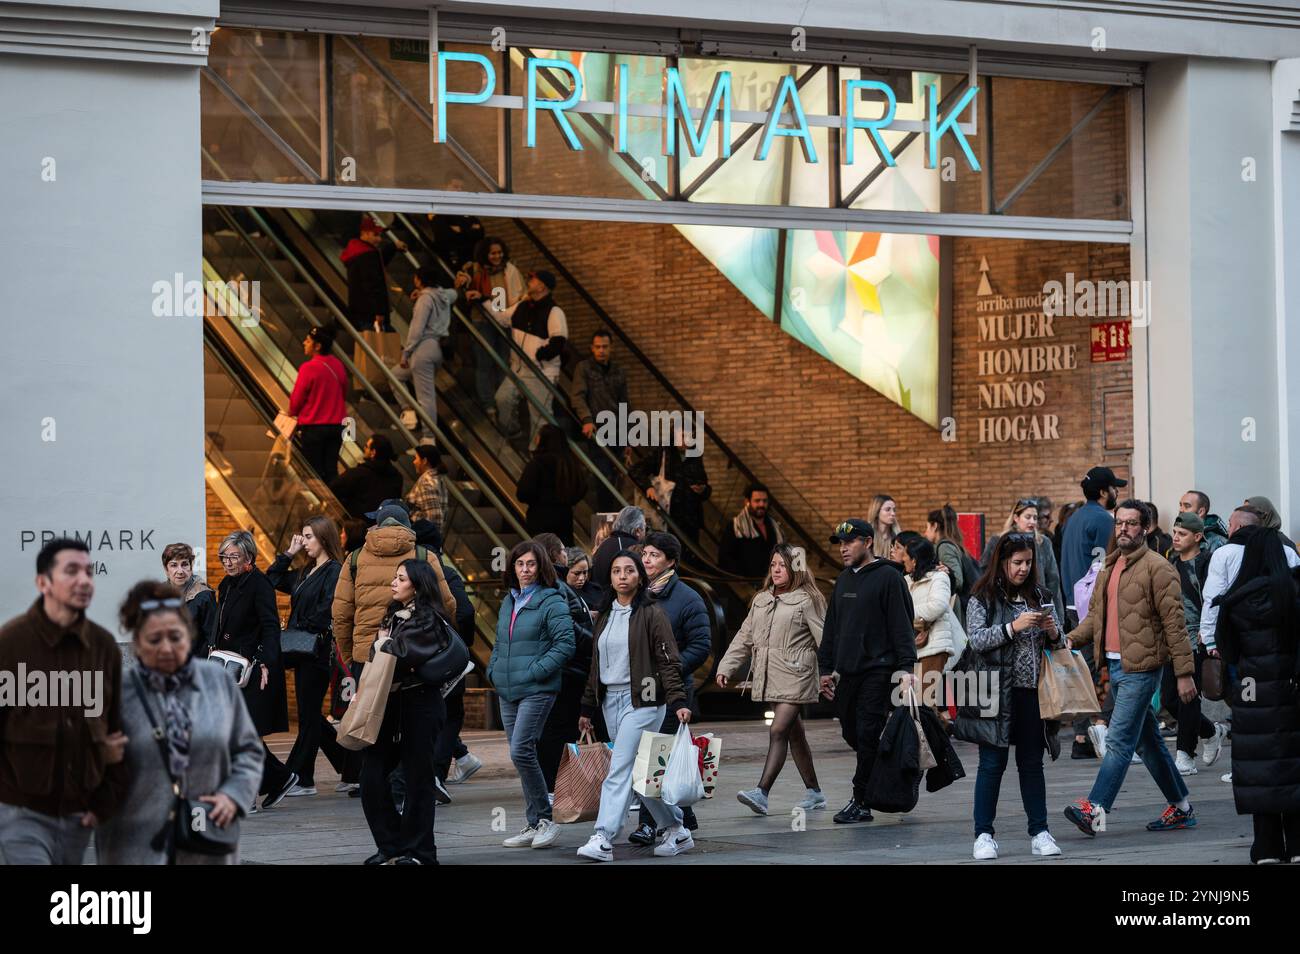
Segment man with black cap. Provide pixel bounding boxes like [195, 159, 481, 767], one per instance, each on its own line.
[486, 269, 568, 443]
[817, 518, 916, 825]
[341, 214, 407, 332]
[1060, 466, 1127, 604]
[290, 324, 349, 482]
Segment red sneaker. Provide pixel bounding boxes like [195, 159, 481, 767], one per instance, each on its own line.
[1063, 798, 1101, 837]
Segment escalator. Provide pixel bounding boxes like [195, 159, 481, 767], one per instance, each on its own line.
[201, 228, 519, 668]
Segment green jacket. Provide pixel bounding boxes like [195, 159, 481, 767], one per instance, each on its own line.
[487, 586, 576, 702]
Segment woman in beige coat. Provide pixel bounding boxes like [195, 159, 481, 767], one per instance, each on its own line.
[717, 544, 826, 816]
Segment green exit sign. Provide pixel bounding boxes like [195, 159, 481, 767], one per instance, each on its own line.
[389, 38, 429, 63]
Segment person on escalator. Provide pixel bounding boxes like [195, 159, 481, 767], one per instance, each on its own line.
[393, 266, 463, 442]
[570, 330, 632, 512]
[461, 236, 525, 416]
[517, 424, 587, 545]
[631, 435, 711, 550]
[289, 324, 348, 482]
[330, 434, 403, 521]
[342, 214, 406, 332]
[486, 270, 568, 445]
[628, 531, 711, 845]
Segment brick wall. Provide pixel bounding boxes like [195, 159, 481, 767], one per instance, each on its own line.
[480, 215, 1132, 537]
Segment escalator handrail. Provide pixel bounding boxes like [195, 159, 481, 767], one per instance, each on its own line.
[212, 206, 526, 548]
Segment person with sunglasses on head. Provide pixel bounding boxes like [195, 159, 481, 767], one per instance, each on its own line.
[576, 552, 692, 862]
[97, 582, 263, 864]
[958, 533, 1065, 860]
[817, 519, 916, 825]
[980, 498, 1065, 625]
[1062, 500, 1199, 840]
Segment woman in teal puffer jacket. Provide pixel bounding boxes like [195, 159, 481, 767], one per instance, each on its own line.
[487, 541, 575, 850]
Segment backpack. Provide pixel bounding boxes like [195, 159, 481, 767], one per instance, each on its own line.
[939, 539, 979, 608]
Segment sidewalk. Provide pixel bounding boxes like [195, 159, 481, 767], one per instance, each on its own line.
[242, 718, 1250, 865]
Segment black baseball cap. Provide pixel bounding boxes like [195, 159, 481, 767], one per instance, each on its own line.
[531, 269, 557, 291]
[830, 518, 873, 543]
[365, 498, 412, 527]
[1084, 466, 1127, 489]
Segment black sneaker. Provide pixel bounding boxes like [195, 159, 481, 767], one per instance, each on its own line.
[363, 852, 389, 865]
[628, 823, 658, 846]
[681, 807, 699, 832]
[262, 771, 299, 810]
[833, 799, 874, 824]
[349, 785, 362, 798]
[433, 776, 452, 805]
[1071, 739, 1097, 760]
[389, 856, 423, 865]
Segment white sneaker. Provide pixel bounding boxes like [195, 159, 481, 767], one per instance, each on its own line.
[1175, 750, 1198, 775]
[531, 818, 560, 849]
[503, 826, 538, 847]
[1202, 722, 1227, 766]
[452, 752, 482, 784]
[1131, 752, 1143, 764]
[652, 825, 694, 857]
[285, 784, 317, 797]
[1087, 724, 1108, 759]
[797, 789, 827, 811]
[973, 833, 998, 860]
[1221, 772, 1233, 783]
[576, 834, 613, 862]
[334, 782, 359, 794]
[1030, 831, 1062, 856]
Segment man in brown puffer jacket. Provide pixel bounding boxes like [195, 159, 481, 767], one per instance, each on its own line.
[1063, 499, 1200, 841]
[332, 500, 456, 664]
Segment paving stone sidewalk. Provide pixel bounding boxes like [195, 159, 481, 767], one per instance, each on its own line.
[236, 715, 1253, 865]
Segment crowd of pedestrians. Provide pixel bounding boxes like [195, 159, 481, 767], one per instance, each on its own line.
[3, 465, 1299, 866]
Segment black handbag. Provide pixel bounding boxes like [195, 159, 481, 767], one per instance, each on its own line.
[131, 670, 239, 859]
[383, 611, 471, 687]
[280, 627, 321, 661]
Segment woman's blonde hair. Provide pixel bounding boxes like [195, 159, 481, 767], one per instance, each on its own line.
[866, 494, 901, 559]
[761, 544, 826, 615]
[1000, 498, 1043, 543]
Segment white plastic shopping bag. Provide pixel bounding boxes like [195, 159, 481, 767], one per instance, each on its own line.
[660, 721, 705, 807]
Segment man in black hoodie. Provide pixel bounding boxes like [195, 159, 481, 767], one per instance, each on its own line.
[818, 518, 917, 824]
[330, 435, 404, 520]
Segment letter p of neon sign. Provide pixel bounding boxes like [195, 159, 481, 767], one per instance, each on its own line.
[432, 51, 496, 143]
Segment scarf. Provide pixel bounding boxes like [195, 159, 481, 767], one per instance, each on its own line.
[649, 569, 676, 596]
[732, 506, 784, 545]
[139, 660, 196, 781]
[180, 575, 211, 603]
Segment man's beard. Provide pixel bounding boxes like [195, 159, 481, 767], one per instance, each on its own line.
[1117, 533, 1145, 553]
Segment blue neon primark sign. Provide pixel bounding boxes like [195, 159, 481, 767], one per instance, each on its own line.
[432, 52, 981, 171]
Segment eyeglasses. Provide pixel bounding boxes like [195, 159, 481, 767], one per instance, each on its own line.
[1114, 519, 1144, 529]
[1016, 498, 1041, 510]
[218, 552, 243, 564]
[139, 598, 182, 611]
[1005, 532, 1037, 544]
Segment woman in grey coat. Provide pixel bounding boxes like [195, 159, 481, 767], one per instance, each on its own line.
[980, 498, 1065, 624]
[97, 581, 263, 865]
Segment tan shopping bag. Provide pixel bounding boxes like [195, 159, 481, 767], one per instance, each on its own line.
[337, 636, 397, 750]
[353, 330, 402, 394]
[552, 730, 614, 823]
[1038, 648, 1100, 721]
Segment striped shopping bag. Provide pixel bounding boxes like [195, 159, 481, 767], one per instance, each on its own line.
[553, 731, 614, 823]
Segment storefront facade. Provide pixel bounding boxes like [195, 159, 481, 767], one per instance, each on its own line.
[2, 0, 1299, 625]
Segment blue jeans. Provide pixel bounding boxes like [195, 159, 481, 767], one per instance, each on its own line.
[1087, 661, 1188, 812]
[974, 687, 1048, 837]
[499, 693, 557, 827]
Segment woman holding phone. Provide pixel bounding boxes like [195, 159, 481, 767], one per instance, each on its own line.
[955, 532, 1065, 861]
